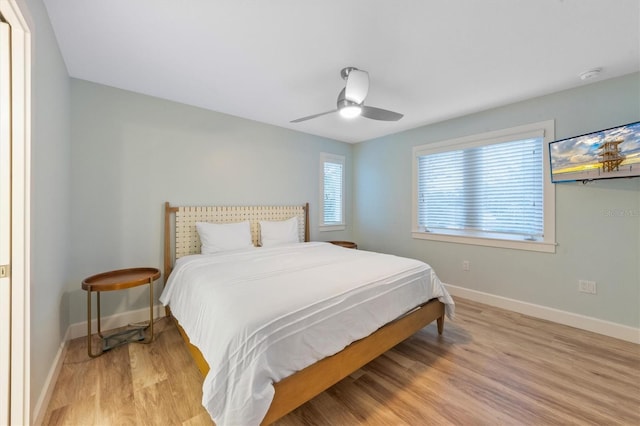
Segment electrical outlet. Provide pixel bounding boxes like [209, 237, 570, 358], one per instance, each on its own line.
[578, 280, 597, 294]
[462, 260, 470, 271]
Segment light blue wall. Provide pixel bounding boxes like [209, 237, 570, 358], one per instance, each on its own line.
[68, 79, 353, 324]
[353, 73, 640, 328]
[23, 0, 71, 415]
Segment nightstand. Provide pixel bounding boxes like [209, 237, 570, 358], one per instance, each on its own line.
[82, 267, 161, 357]
[328, 240, 358, 249]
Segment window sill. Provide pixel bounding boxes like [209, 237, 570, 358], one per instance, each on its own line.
[412, 230, 556, 253]
[319, 224, 346, 232]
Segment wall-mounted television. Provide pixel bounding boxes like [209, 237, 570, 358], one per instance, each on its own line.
[549, 121, 640, 183]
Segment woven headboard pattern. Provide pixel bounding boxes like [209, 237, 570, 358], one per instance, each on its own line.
[175, 205, 307, 259]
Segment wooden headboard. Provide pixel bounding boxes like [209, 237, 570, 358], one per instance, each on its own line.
[163, 202, 309, 282]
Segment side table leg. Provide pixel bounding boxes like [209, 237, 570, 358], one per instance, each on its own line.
[97, 291, 104, 338]
[144, 277, 154, 343]
[87, 290, 101, 358]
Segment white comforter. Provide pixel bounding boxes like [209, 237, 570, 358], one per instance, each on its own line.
[160, 242, 454, 426]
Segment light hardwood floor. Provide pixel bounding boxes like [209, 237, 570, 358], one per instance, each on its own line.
[42, 297, 640, 425]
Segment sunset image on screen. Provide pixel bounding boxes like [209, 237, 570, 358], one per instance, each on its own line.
[550, 122, 640, 182]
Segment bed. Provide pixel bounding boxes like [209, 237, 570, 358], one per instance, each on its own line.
[160, 202, 454, 425]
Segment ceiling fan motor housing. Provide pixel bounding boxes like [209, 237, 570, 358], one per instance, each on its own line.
[337, 88, 361, 110]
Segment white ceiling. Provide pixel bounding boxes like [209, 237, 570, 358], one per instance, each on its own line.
[43, 0, 640, 143]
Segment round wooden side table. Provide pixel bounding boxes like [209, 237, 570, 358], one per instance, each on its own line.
[82, 267, 161, 358]
[328, 240, 358, 249]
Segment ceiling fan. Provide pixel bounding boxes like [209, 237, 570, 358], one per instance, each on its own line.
[291, 67, 403, 123]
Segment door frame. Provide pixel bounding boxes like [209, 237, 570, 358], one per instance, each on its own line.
[0, 17, 12, 426]
[0, 0, 31, 424]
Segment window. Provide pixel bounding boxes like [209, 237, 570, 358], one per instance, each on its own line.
[412, 121, 556, 252]
[320, 153, 345, 231]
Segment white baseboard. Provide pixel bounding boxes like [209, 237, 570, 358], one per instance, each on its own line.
[445, 284, 640, 344]
[32, 305, 167, 424]
[67, 303, 167, 340]
[32, 328, 70, 426]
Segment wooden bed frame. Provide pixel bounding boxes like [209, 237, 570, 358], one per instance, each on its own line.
[163, 202, 446, 425]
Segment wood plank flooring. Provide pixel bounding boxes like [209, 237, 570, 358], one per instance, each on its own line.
[42, 297, 640, 425]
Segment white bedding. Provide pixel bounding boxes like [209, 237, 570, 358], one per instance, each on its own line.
[160, 242, 454, 426]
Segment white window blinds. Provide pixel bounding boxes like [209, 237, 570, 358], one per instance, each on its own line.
[320, 153, 345, 228]
[417, 137, 544, 239]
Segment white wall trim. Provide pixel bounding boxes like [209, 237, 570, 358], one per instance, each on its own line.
[445, 284, 640, 344]
[31, 305, 167, 424]
[31, 328, 69, 426]
[0, 1, 32, 424]
[67, 304, 167, 340]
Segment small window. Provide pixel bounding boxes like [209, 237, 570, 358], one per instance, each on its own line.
[412, 121, 556, 252]
[320, 153, 345, 231]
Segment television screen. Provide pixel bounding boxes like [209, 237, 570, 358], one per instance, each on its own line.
[549, 121, 640, 183]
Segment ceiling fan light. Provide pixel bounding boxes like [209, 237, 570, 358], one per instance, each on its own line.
[339, 105, 362, 119]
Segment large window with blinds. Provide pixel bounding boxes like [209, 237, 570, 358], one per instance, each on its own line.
[412, 121, 556, 252]
[320, 152, 345, 231]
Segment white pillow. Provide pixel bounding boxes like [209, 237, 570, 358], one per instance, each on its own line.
[196, 221, 253, 254]
[259, 216, 299, 247]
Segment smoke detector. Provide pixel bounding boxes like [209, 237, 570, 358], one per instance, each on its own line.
[579, 68, 602, 81]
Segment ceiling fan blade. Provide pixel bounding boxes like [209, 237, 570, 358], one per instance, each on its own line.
[361, 105, 403, 121]
[345, 69, 369, 104]
[290, 109, 337, 123]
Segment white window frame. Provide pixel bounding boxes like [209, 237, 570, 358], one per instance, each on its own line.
[319, 152, 346, 231]
[412, 120, 556, 253]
